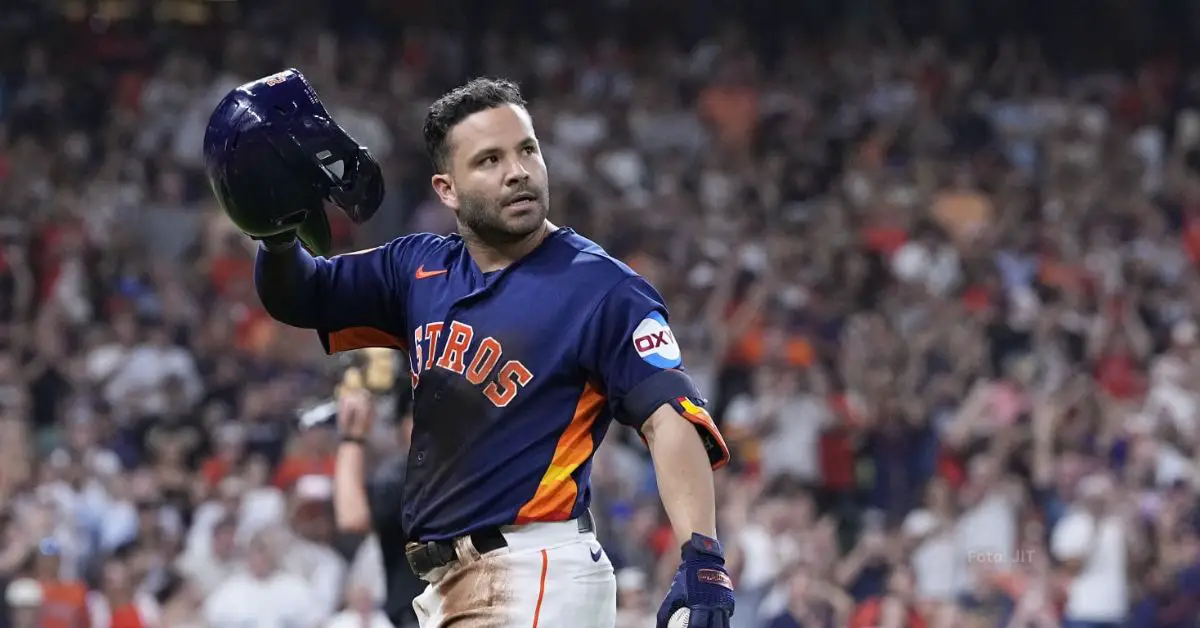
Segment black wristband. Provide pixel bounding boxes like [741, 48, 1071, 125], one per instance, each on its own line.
[340, 435, 366, 445]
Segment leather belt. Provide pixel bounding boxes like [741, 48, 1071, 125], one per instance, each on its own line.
[405, 510, 596, 578]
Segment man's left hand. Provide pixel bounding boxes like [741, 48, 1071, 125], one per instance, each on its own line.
[656, 533, 735, 628]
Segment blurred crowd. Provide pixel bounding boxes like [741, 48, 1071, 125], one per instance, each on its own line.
[6, 0, 1200, 627]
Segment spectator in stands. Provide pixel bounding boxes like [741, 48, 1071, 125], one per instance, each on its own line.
[901, 478, 959, 607]
[32, 540, 87, 628]
[85, 554, 159, 627]
[4, 578, 42, 628]
[615, 568, 655, 628]
[279, 475, 347, 619]
[326, 577, 398, 628]
[764, 564, 853, 628]
[848, 565, 927, 628]
[202, 529, 318, 627]
[152, 572, 204, 628]
[1050, 474, 1132, 628]
[174, 515, 243, 597]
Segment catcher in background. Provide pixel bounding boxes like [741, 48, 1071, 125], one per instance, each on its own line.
[204, 69, 735, 627]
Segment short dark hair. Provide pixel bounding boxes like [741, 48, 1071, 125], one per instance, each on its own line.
[423, 77, 528, 173]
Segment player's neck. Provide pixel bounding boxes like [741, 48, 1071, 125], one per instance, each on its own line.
[463, 221, 556, 273]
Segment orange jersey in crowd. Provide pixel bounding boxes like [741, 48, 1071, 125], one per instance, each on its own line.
[39, 580, 90, 628]
[106, 603, 147, 628]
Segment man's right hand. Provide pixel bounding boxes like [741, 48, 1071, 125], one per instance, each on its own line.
[337, 387, 375, 440]
[253, 230, 298, 252]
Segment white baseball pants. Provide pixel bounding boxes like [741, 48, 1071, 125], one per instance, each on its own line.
[412, 519, 618, 628]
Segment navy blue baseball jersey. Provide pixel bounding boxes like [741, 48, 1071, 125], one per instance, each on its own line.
[274, 228, 728, 541]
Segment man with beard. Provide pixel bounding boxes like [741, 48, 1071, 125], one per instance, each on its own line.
[241, 75, 735, 628]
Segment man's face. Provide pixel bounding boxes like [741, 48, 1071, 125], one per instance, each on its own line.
[212, 523, 236, 558]
[292, 504, 333, 542]
[247, 542, 273, 579]
[34, 553, 59, 580]
[887, 566, 915, 600]
[436, 104, 549, 242]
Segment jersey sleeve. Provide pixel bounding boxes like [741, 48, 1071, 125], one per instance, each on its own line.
[309, 235, 425, 354]
[580, 276, 729, 468]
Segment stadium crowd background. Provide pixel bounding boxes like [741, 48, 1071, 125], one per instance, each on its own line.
[5, 0, 1200, 626]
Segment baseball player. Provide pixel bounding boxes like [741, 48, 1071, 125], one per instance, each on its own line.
[203, 69, 736, 628]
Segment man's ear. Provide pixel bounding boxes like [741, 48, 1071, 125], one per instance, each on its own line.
[431, 174, 458, 210]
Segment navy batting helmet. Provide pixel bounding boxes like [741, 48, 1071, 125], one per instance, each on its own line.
[202, 69, 384, 256]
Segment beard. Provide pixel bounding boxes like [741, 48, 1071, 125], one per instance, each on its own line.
[457, 185, 549, 244]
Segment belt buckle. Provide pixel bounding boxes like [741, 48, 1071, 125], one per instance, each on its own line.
[404, 541, 452, 577]
[429, 540, 458, 567]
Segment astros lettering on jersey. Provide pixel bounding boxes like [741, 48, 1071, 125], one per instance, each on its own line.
[303, 228, 729, 542]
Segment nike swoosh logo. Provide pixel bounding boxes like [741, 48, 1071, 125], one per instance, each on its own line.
[415, 265, 448, 279]
[590, 548, 603, 562]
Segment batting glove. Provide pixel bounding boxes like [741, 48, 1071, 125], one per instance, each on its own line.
[656, 533, 735, 628]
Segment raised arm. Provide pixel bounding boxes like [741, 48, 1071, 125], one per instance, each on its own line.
[255, 235, 427, 353]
